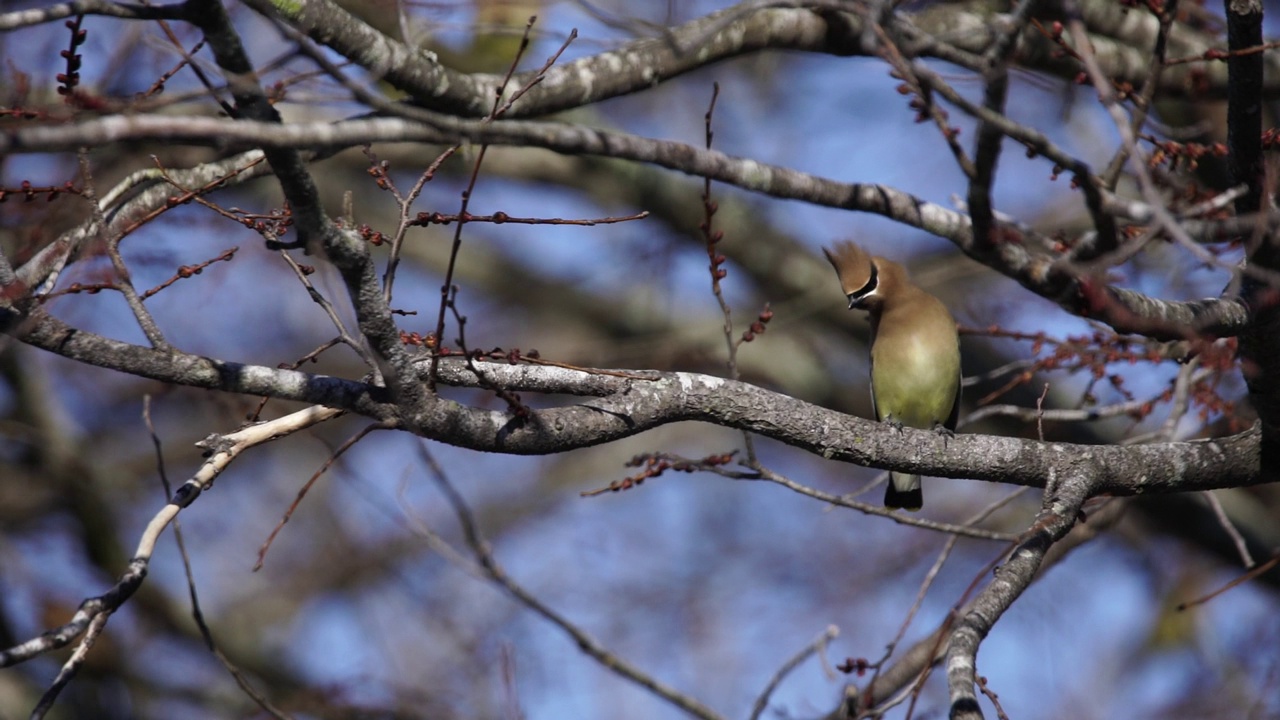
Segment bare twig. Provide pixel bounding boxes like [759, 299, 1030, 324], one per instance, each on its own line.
[143, 398, 293, 720]
[276, 250, 375, 368]
[976, 673, 1011, 720]
[30, 611, 110, 719]
[255, 422, 388, 571]
[427, 19, 577, 390]
[1177, 551, 1280, 611]
[1202, 491, 1255, 569]
[1099, 0, 1179, 190]
[747, 464, 1017, 542]
[0, 406, 343, 670]
[414, 444, 727, 720]
[861, 489, 1027, 715]
[749, 625, 839, 720]
[77, 152, 171, 350]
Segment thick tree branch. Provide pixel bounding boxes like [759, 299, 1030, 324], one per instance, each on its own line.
[1226, 0, 1280, 483]
[946, 479, 1090, 719]
[8, 309, 394, 417]
[0, 0, 187, 31]
[224, 0, 1280, 121]
[2, 310, 1261, 495]
[836, 500, 1127, 717]
[237, 0, 878, 118]
[186, 0, 425, 414]
[1, 114, 1249, 339]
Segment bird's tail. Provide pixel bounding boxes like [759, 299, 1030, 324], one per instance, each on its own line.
[885, 472, 923, 511]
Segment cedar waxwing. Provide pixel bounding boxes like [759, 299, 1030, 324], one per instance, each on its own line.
[823, 241, 961, 510]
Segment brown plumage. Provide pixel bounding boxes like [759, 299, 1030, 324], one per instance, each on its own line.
[823, 241, 961, 510]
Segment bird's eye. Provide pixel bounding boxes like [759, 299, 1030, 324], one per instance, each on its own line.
[846, 263, 879, 306]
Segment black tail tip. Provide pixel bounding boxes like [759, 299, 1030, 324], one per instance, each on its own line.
[884, 487, 923, 512]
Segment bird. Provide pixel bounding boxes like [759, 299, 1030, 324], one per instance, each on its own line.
[823, 241, 961, 510]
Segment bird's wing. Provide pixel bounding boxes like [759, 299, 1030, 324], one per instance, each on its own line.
[946, 367, 961, 431]
[869, 354, 882, 421]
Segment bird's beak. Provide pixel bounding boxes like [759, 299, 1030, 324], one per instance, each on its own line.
[846, 294, 862, 310]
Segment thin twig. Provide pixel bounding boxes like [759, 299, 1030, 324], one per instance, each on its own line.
[699, 82, 761, 468]
[863, 487, 1027, 713]
[30, 611, 110, 719]
[976, 673, 1012, 720]
[748, 625, 839, 720]
[1036, 382, 1050, 441]
[1099, 0, 1179, 189]
[1065, 11, 1279, 290]
[747, 464, 1017, 542]
[78, 151, 171, 350]
[428, 19, 576, 390]
[1203, 491, 1255, 568]
[1177, 551, 1280, 611]
[1156, 359, 1202, 441]
[0, 406, 343, 672]
[414, 444, 727, 720]
[143, 398, 293, 720]
[276, 250, 373, 366]
[255, 422, 389, 571]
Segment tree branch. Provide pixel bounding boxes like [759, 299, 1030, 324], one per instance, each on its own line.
[1, 114, 1249, 339]
[226, 0, 1280, 121]
[945, 478, 1091, 719]
[3, 308, 1261, 495]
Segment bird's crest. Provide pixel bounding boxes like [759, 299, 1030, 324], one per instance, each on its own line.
[823, 241, 879, 307]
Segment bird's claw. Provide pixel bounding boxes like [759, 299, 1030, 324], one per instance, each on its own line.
[933, 423, 954, 447]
